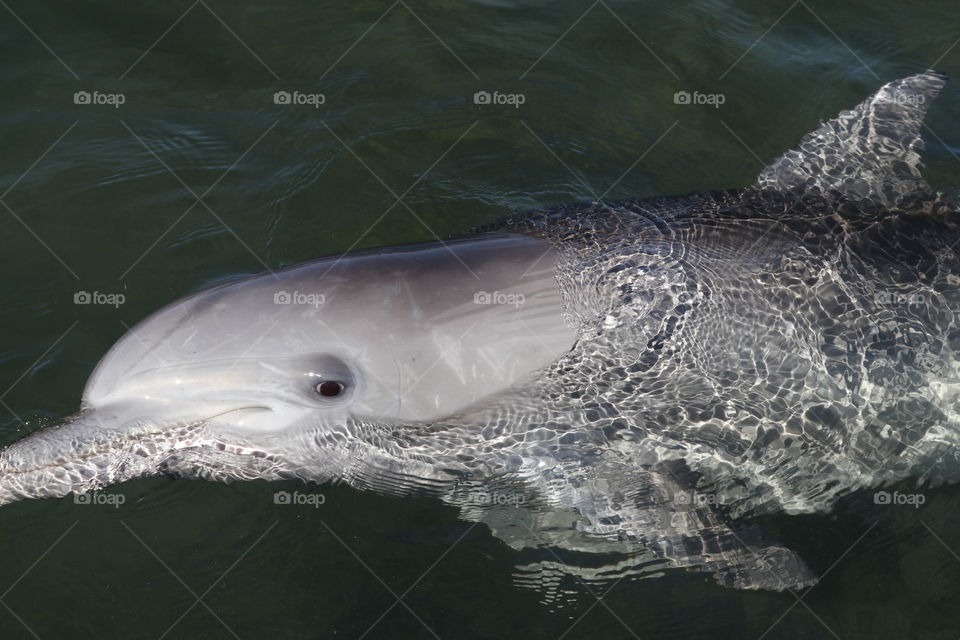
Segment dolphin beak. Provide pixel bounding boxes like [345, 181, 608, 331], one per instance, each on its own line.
[0, 404, 210, 506]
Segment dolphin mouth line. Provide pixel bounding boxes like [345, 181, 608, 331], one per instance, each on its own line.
[0, 405, 270, 477]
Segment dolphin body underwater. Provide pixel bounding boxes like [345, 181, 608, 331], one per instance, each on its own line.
[1, 71, 958, 592]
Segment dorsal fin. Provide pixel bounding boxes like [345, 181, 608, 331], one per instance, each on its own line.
[754, 71, 947, 206]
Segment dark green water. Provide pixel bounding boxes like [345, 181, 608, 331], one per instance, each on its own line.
[1, 1, 959, 638]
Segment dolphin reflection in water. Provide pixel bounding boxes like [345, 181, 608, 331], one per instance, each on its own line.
[2, 71, 959, 594]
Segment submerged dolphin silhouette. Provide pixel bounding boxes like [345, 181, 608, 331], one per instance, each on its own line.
[1, 71, 957, 591]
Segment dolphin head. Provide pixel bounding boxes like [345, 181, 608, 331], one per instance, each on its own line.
[0, 233, 578, 504]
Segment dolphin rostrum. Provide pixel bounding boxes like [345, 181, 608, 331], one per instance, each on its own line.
[1, 71, 957, 592]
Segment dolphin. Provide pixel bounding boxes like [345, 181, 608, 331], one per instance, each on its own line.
[1, 71, 957, 592]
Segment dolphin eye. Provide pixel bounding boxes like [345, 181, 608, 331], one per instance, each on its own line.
[316, 380, 345, 397]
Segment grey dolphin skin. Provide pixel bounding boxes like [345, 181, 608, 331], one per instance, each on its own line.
[1, 71, 958, 592]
